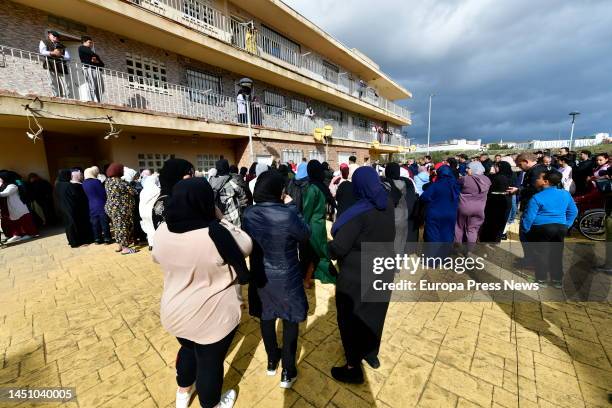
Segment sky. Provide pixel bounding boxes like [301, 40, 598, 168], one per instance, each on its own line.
[283, 0, 612, 144]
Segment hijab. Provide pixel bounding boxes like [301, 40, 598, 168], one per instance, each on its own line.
[0, 171, 16, 192]
[106, 163, 124, 178]
[467, 161, 485, 175]
[229, 165, 239, 174]
[215, 159, 230, 176]
[340, 163, 349, 180]
[57, 169, 72, 183]
[158, 158, 194, 196]
[496, 161, 513, 178]
[295, 162, 308, 180]
[165, 178, 249, 284]
[84, 167, 99, 180]
[332, 166, 388, 235]
[435, 165, 461, 198]
[253, 170, 284, 204]
[307, 160, 335, 208]
[122, 167, 138, 182]
[385, 162, 401, 180]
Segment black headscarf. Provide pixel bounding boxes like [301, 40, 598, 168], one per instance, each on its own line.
[165, 178, 250, 284]
[159, 159, 194, 196]
[385, 162, 401, 180]
[253, 170, 284, 204]
[216, 159, 230, 176]
[496, 161, 513, 178]
[307, 160, 336, 208]
[248, 162, 257, 177]
[0, 171, 17, 192]
[239, 167, 248, 178]
[57, 169, 72, 183]
[229, 164, 239, 174]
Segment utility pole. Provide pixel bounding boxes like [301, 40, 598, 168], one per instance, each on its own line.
[568, 111, 580, 150]
[426, 93, 435, 155]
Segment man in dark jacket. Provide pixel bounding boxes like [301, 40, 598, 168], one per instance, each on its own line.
[574, 150, 595, 194]
[479, 154, 493, 175]
[508, 152, 548, 267]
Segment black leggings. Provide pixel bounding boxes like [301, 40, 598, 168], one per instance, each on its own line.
[260, 319, 299, 375]
[526, 223, 567, 281]
[176, 328, 237, 408]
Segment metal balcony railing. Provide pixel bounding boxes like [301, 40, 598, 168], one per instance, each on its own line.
[127, 0, 411, 122]
[0, 44, 406, 147]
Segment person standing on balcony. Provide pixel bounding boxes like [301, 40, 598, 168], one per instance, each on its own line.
[39, 30, 71, 98]
[358, 80, 367, 99]
[78, 36, 105, 103]
[236, 88, 249, 124]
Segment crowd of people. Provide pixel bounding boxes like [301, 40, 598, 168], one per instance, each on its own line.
[1, 146, 607, 407]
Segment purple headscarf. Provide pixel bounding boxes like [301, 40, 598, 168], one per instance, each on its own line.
[331, 166, 388, 235]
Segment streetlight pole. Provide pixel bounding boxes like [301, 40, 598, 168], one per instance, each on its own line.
[427, 93, 434, 155]
[568, 111, 580, 151]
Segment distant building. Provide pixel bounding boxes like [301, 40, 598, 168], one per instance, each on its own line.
[415, 138, 482, 152]
[491, 133, 611, 151]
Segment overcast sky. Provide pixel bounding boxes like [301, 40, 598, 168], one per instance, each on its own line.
[283, 0, 612, 144]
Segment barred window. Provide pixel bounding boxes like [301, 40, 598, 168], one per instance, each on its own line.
[357, 117, 368, 128]
[260, 25, 300, 65]
[182, 0, 215, 26]
[291, 99, 307, 114]
[196, 153, 221, 172]
[126, 53, 167, 90]
[186, 69, 222, 104]
[282, 149, 303, 164]
[309, 150, 325, 162]
[137, 153, 175, 173]
[327, 109, 343, 123]
[264, 90, 285, 115]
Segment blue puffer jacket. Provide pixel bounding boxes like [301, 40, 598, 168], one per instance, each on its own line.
[242, 202, 311, 322]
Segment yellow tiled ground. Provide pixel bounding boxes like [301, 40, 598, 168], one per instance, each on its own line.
[1, 230, 611, 408]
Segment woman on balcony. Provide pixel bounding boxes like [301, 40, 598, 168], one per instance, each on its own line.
[104, 163, 138, 255]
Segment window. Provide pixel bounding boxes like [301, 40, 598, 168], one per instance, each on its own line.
[182, 0, 215, 26]
[282, 149, 303, 164]
[322, 60, 339, 84]
[264, 90, 285, 115]
[260, 25, 300, 65]
[126, 53, 167, 91]
[186, 69, 221, 104]
[327, 109, 343, 123]
[196, 153, 221, 172]
[138, 153, 175, 173]
[309, 150, 325, 162]
[291, 99, 307, 114]
[357, 117, 368, 128]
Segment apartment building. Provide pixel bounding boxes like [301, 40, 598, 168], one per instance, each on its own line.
[0, 0, 411, 179]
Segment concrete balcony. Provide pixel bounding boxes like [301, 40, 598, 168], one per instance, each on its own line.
[0, 44, 405, 148]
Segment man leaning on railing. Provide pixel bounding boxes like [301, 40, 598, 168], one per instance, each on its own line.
[39, 30, 71, 98]
[78, 36, 105, 103]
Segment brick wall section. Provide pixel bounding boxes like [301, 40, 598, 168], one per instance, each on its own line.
[0, 0, 401, 135]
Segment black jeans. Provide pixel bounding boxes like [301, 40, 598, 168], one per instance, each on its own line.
[526, 223, 567, 281]
[176, 328, 237, 408]
[90, 214, 111, 242]
[260, 319, 298, 375]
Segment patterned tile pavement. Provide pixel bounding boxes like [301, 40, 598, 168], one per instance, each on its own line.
[0, 230, 611, 408]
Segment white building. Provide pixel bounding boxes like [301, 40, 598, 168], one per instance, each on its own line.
[415, 138, 482, 152]
[502, 133, 610, 151]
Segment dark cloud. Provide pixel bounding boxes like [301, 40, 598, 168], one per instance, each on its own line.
[284, 0, 612, 143]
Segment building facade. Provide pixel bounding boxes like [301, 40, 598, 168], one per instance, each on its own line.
[0, 0, 411, 179]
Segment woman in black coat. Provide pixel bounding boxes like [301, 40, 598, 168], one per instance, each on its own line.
[55, 169, 93, 247]
[328, 166, 395, 384]
[242, 170, 311, 389]
[480, 161, 513, 242]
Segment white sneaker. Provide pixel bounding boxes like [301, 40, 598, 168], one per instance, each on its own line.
[6, 236, 22, 244]
[218, 389, 237, 408]
[176, 385, 194, 408]
[280, 370, 297, 389]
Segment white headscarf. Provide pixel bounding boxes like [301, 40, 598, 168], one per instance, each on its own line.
[139, 173, 161, 247]
[468, 161, 486, 175]
[122, 167, 138, 182]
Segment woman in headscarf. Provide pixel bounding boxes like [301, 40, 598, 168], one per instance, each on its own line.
[329, 163, 349, 198]
[55, 169, 93, 247]
[0, 171, 38, 243]
[248, 162, 270, 195]
[104, 163, 137, 255]
[210, 159, 249, 226]
[152, 158, 194, 229]
[123, 167, 147, 244]
[480, 161, 513, 242]
[153, 177, 252, 408]
[381, 162, 419, 254]
[414, 165, 430, 195]
[420, 165, 460, 245]
[455, 161, 491, 246]
[83, 167, 112, 244]
[246, 162, 258, 184]
[328, 166, 395, 384]
[301, 160, 337, 286]
[139, 173, 160, 249]
[242, 170, 310, 389]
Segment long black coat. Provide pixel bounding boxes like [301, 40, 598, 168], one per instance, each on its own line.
[55, 182, 93, 247]
[242, 202, 311, 322]
[328, 199, 395, 363]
